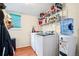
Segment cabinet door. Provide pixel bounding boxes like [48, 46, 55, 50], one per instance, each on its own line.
[35, 35, 43, 56]
[31, 33, 36, 51]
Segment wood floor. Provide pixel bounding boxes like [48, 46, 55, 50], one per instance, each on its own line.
[15, 46, 37, 56]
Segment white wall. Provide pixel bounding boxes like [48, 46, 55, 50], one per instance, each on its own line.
[9, 14, 38, 48]
[66, 4, 79, 55]
[41, 24, 55, 32]
[75, 4, 79, 55]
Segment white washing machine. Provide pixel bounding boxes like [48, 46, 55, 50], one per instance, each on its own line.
[31, 32, 59, 56]
[59, 35, 77, 56]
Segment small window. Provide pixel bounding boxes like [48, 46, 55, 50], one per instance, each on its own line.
[10, 13, 21, 28]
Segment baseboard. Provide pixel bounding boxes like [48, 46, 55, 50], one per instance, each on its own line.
[16, 45, 31, 49]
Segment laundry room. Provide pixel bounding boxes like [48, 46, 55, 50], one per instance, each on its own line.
[0, 3, 79, 56]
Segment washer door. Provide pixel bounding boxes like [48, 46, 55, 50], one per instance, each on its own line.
[59, 51, 67, 56]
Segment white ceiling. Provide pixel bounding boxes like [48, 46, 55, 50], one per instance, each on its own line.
[5, 3, 53, 16]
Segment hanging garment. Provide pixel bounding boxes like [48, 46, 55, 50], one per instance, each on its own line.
[0, 10, 14, 56]
[0, 23, 2, 55]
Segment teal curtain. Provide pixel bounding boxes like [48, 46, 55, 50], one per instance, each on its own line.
[10, 13, 21, 28]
